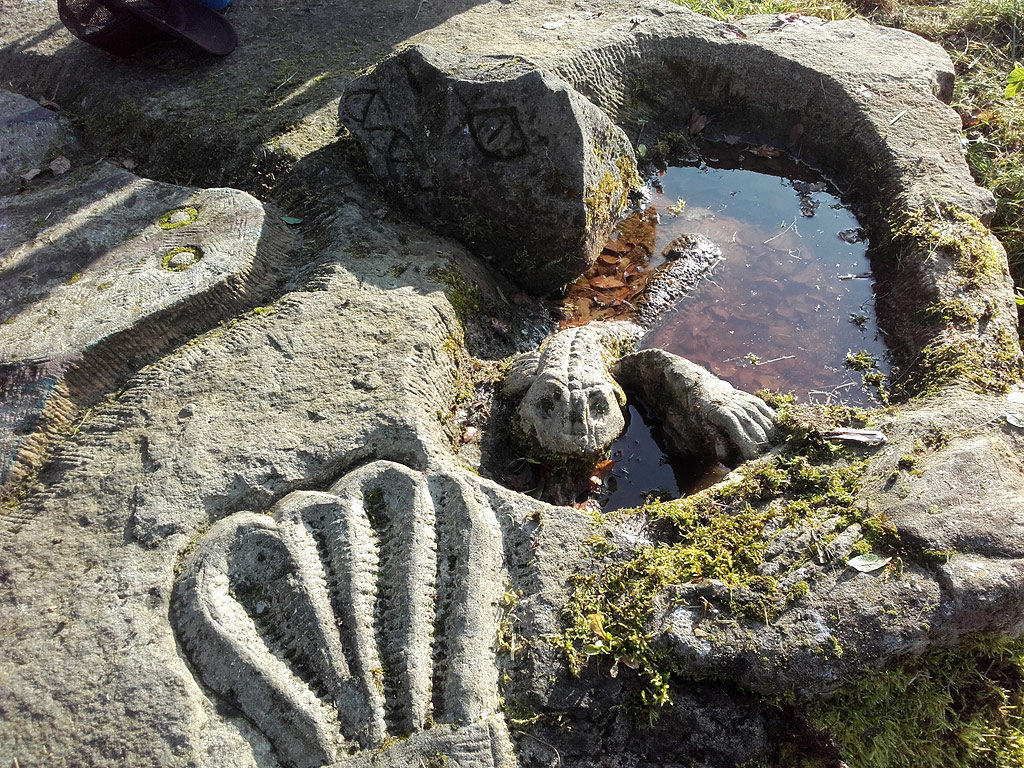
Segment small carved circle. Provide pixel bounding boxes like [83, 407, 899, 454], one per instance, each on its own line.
[157, 206, 199, 230]
[161, 246, 203, 272]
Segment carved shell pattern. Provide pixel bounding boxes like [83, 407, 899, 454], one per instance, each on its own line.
[172, 461, 513, 768]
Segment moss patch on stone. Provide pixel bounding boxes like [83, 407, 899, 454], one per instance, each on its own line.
[895, 204, 1005, 285]
[559, 409, 869, 719]
[430, 265, 483, 328]
[914, 328, 1022, 396]
[160, 246, 203, 272]
[157, 206, 199, 230]
[807, 636, 1024, 768]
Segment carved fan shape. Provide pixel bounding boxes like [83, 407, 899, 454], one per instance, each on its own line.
[173, 461, 510, 768]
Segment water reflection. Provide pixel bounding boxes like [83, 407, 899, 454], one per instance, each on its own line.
[640, 149, 889, 406]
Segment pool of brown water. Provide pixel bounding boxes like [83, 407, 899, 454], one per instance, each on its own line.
[560, 145, 890, 510]
[639, 146, 889, 405]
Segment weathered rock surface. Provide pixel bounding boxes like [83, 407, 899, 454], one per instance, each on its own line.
[0, 189, 523, 766]
[340, 44, 638, 294]
[635, 392, 1024, 699]
[0, 156, 294, 491]
[1, 1, 1024, 767]
[0, 89, 70, 193]
[635, 234, 722, 328]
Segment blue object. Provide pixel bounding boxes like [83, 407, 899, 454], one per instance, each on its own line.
[198, 0, 231, 10]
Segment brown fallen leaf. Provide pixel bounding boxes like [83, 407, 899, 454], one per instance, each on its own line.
[750, 145, 780, 158]
[689, 110, 710, 135]
[49, 156, 71, 176]
[592, 459, 614, 480]
[589, 275, 627, 290]
[597, 253, 620, 266]
[961, 108, 995, 129]
[603, 238, 633, 254]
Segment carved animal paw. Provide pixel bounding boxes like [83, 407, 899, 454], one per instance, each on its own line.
[172, 461, 512, 768]
[615, 349, 776, 464]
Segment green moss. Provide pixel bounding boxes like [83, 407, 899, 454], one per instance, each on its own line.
[914, 332, 1022, 396]
[894, 203, 1005, 285]
[423, 752, 450, 768]
[849, 538, 873, 556]
[844, 350, 878, 372]
[560, 449, 867, 720]
[497, 588, 527, 659]
[921, 297, 980, 326]
[808, 636, 1024, 768]
[157, 206, 199, 230]
[161, 246, 202, 272]
[584, 153, 640, 231]
[896, 454, 919, 472]
[430, 265, 482, 327]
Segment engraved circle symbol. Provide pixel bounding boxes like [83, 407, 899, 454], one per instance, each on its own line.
[161, 246, 202, 272]
[468, 108, 528, 160]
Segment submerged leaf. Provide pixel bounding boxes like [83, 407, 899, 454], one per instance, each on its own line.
[590, 275, 627, 290]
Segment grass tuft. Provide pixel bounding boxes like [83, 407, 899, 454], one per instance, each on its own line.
[808, 637, 1024, 768]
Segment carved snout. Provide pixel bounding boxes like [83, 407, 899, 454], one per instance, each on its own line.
[518, 376, 626, 456]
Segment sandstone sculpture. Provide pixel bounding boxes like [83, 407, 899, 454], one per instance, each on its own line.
[173, 460, 513, 768]
[503, 321, 777, 463]
[5, 1, 1024, 766]
[339, 44, 639, 295]
[0, 159, 293, 492]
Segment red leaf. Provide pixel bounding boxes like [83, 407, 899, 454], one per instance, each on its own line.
[592, 459, 614, 480]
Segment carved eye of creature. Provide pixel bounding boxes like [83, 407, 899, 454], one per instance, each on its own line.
[539, 386, 563, 417]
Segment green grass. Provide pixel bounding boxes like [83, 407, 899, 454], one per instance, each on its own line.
[808, 637, 1024, 768]
[678, 0, 855, 20]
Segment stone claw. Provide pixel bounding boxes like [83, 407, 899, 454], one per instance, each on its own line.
[702, 389, 777, 461]
[614, 349, 777, 466]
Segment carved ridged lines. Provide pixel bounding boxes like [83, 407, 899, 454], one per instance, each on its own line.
[173, 461, 506, 768]
[0, 193, 293, 505]
[0, 220, 295, 537]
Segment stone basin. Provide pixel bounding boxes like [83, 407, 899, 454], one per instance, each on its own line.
[1, 1, 1023, 767]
